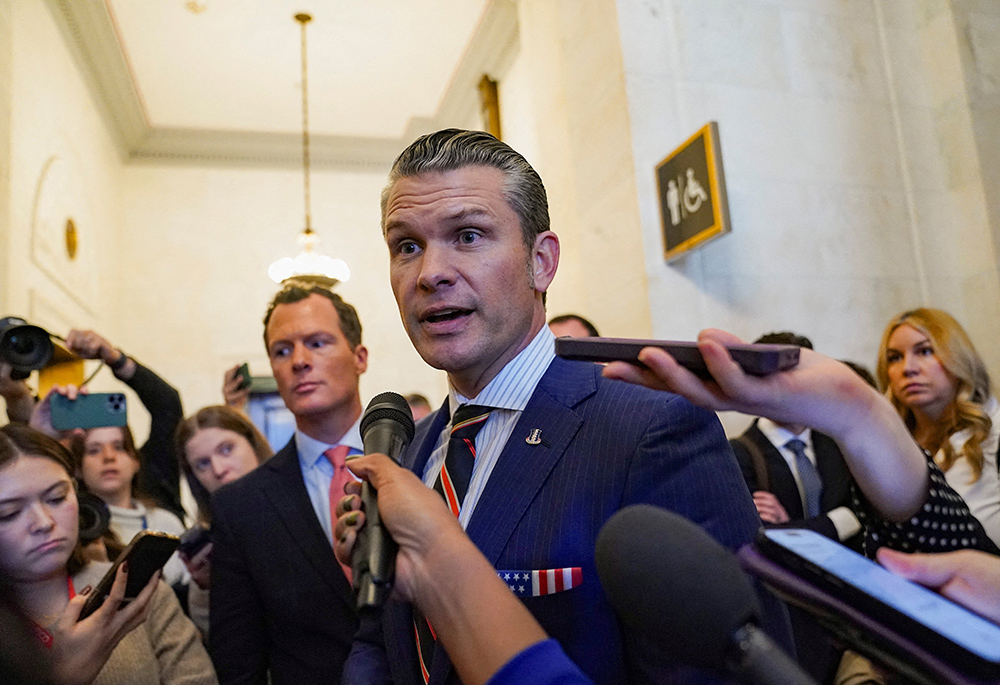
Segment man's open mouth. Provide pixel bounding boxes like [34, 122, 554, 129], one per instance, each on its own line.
[424, 309, 472, 324]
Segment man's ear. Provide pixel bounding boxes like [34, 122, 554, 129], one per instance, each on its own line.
[353, 345, 369, 375]
[532, 231, 560, 294]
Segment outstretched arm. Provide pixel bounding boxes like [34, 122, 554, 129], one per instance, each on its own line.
[603, 329, 927, 522]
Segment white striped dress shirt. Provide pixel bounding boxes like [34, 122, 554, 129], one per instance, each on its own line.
[422, 325, 556, 529]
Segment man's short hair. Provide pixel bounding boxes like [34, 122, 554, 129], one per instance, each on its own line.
[548, 314, 600, 337]
[753, 331, 813, 349]
[381, 128, 549, 251]
[404, 393, 431, 410]
[262, 279, 362, 350]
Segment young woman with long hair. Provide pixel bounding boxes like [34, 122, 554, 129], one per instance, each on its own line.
[877, 308, 1000, 545]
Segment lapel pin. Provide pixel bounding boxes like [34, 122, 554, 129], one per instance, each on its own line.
[525, 428, 543, 445]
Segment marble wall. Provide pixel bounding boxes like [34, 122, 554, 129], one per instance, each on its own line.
[616, 0, 1000, 384]
[3, 0, 999, 438]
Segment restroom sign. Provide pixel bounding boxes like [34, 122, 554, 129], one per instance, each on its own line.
[655, 122, 731, 261]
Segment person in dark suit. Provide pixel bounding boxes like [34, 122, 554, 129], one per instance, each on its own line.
[209, 280, 368, 684]
[341, 129, 783, 684]
[729, 332, 861, 682]
[729, 332, 861, 547]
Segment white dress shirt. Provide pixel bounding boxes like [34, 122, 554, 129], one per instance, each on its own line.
[422, 326, 556, 530]
[296, 418, 364, 544]
[756, 418, 860, 541]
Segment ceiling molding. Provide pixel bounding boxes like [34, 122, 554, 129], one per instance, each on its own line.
[44, 0, 520, 168]
[45, 0, 148, 155]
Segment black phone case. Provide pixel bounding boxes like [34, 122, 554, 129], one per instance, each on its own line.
[738, 539, 1000, 685]
[554, 337, 800, 378]
[78, 531, 179, 620]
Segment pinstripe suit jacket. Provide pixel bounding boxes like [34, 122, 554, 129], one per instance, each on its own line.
[344, 357, 769, 685]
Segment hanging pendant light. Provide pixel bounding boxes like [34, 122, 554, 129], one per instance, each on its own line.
[268, 12, 350, 285]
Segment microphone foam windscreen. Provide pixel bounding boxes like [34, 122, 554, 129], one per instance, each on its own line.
[595, 504, 761, 670]
[361, 391, 415, 442]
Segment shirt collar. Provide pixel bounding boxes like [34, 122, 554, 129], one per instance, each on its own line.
[757, 417, 812, 448]
[295, 415, 364, 470]
[448, 325, 556, 415]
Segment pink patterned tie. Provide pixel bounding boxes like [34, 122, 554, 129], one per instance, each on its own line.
[324, 445, 353, 584]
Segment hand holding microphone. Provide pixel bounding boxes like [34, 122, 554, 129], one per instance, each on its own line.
[348, 392, 415, 611]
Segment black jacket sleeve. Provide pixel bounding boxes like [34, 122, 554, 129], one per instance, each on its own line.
[127, 360, 186, 521]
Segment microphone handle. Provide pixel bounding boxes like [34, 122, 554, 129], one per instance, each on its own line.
[728, 624, 817, 685]
[354, 427, 408, 611]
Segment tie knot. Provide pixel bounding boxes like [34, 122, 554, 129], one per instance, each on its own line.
[785, 439, 807, 457]
[451, 404, 492, 438]
[324, 445, 350, 470]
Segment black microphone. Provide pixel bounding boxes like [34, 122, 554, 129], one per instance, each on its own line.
[354, 392, 415, 611]
[595, 505, 815, 685]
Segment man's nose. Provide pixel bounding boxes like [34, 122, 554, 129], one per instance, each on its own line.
[416, 245, 455, 292]
[291, 343, 311, 370]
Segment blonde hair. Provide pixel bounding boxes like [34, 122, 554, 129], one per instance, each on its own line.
[877, 308, 992, 481]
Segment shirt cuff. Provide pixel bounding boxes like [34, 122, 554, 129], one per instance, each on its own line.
[827, 506, 861, 541]
[486, 639, 593, 685]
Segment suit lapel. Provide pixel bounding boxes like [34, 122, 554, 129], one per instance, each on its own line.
[465, 358, 592, 565]
[750, 423, 805, 519]
[260, 440, 355, 609]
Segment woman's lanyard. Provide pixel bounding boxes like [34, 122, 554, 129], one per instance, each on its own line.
[29, 575, 76, 648]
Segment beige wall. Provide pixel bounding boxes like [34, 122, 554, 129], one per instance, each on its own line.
[118, 163, 446, 413]
[3, 0, 1000, 439]
[616, 0, 1000, 381]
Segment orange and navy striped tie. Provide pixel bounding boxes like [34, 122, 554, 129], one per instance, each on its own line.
[415, 404, 492, 682]
[432, 404, 492, 517]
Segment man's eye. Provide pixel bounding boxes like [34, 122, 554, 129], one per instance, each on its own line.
[0, 509, 19, 522]
[271, 347, 289, 359]
[396, 240, 418, 255]
[458, 230, 479, 244]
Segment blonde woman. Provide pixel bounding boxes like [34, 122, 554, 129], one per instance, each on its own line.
[877, 308, 1000, 545]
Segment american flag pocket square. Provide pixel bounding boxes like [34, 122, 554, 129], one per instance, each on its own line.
[497, 567, 583, 597]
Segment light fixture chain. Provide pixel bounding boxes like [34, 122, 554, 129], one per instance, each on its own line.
[299, 13, 312, 233]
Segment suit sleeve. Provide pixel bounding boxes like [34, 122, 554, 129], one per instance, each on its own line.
[342, 609, 393, 685]
[621, 394, 792, 682]
[128, 361, 186, 520]
[209, 488, 269, 685]
[623, 394, 760, 551]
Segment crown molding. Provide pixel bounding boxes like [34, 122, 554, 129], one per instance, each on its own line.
[43, 0, 519, 168]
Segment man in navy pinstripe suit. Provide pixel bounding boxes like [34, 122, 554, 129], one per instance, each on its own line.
[342, 129, 783, 684]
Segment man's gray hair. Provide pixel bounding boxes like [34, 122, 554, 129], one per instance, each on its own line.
[381, 129, 549, 250]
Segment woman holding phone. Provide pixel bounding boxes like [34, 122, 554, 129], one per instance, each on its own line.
[877, 308, 1000, 546]
[69, 425, 189, 589]
[0, 424, 215, 684]
[175, 405, 273, 636]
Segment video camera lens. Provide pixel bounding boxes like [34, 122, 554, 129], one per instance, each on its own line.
[0, 317, 54, 379]
[77, 492, 111, 545]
